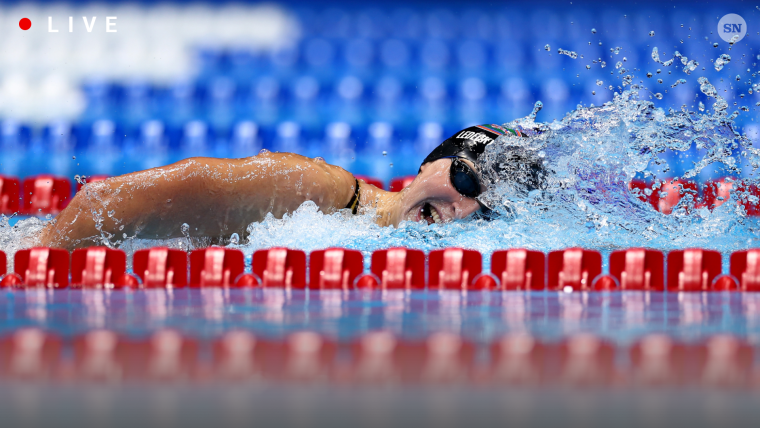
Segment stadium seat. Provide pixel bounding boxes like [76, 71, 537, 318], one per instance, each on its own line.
[389, 176, 416, 192]
[608, 248, 665, 291]
[21, 175, 72, 215]
[729, 249, 760, 291]
[0, 328, 61, 380]
[11, 247, 69, 288]
[427, 248, 483, 290]
[0, 175, 20, 214]
[132, 247, 188, 288]
[71, 247, 129, 289]
[490, 249, 545, 290]
[666, 249, 722, 292]
[251, 247, 307, 289]
[75, 175, 110, 192]
[309, 248, 363, 290]
[189, 247, 246, 287]
[547, 248, 602, 291]
[364, 247, 426, 290]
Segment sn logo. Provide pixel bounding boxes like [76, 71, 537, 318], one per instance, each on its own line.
[723, 23, 742, 33]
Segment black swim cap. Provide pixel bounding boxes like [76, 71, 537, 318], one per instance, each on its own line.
[420, 124, 525, 170]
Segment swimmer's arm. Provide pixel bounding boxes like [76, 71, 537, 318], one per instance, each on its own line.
[38, 153, 357, 250]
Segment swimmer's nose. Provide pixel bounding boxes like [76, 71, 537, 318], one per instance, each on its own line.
[452, 197, 482, 219]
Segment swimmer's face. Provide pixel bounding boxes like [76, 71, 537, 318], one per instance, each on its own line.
[397, 158, 484, 225]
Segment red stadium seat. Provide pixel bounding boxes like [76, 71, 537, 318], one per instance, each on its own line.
[0, 328, 61, 380]
[367, 248, 425, 290]
[0, 175, 20, 214]
[547, 248, 602, 291]
[22, 175, 71, 215]
[355, 175, 384, 190]
[132, 247, 188, 288]
[389, 176, 416, 192]
[71, 247, 128, 289]
[189, 247, 245, 287]
[427, 248, 483, 290]
[666, 249, 722, 292]
[489, 333, 545, 385]
[309, 248, 363, 290]
[608, 248, 665, 291]
[252, 247, 307, 289]
[76, 174, 110, 192]
[729, 249, 760, 291]
[12, 247, 69, 288]
[491, 249, 545, 290]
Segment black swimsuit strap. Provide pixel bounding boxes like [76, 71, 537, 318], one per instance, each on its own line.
[345, 178, 360, 215]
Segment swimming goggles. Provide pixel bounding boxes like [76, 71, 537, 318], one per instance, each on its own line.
[449, 157, 483, 198]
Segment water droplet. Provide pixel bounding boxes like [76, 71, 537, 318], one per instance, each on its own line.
[119, 224, 124, 231]
[592, 91, 596, 95]
[72, 156, 76, 160]
[389, 163, 394, 167]
[181, 223, 189, 235]
[382, 151, 387, 156]
[544, 44, 551, 51]
[591, 28, 596, 34]
[657, 79, 663, 84]
[229, 233, 239, 245]
[585, 65, 590, 70]
[649, 31, 655, 37]
[713, 43, 719, 48]
[596, 80, 603, 86]
[258, 148, 270, 155]
[313, 156, 325, 162]
[736, 75, 741, 81]
[557, 48, 578, 59]
[654, 93, 663, 99]
[646, 72, 653, 78]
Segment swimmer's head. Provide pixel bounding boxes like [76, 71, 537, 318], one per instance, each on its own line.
[392, 124, 545, 225]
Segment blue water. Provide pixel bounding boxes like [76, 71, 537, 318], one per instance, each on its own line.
[2, 289, 760, 346]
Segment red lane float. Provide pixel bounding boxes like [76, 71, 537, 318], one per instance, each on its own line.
[629, 334, 689, 386]
[309, 248, 363, 290]
[71, 247, 134, 289]
[190, 247, 246, 287]
[559, 334, 616, 386]
[698, 335, 754, 388]
[251, 247, 307, 288]
[213, 330, 260, 381]
[21, 175, 71, 215]
[132, 247, 188, 288]
[389, 176, 415, 192]
[8, 247, 69, 288]
[75, 175, 110, 192]
[73, 330, 124, 382]
[350, 331, 399, 384]
[491, 249, 545, 290]
[729, 249, 760, 291]
[122, 329, 198, 381]
[0, 328, 61, 380]
[256, 331, 336, 382]
[548, 248, 602, 291]
[0, 175, 20, 214]
[608, 248, 665, 291]
[428, 248, 484, 290]
[489, 333, 545, 385]
[354, 175, 384, 190]
[666, 249, 722, 292]
[395, 332, 474, 384]
[361, 247, 425, 290]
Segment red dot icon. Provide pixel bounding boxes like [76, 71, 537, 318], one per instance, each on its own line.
[19, 18, 32, 31]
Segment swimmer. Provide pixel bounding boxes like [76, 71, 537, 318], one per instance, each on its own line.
[39, 124, 536, 250]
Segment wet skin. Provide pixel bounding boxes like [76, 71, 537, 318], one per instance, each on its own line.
[38, 152, 483, 250]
